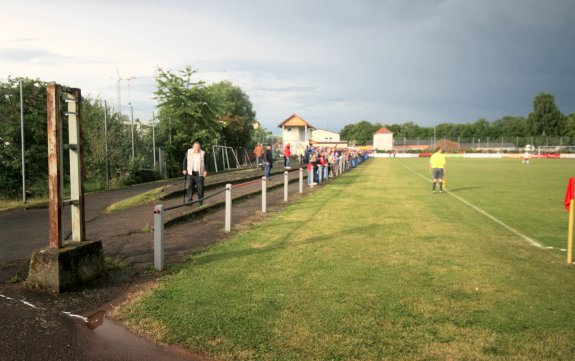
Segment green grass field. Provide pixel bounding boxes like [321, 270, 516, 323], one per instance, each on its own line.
[116, 158, 575, 360]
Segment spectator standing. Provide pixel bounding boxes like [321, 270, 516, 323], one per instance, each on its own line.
[263, 144, 274, 178]
[182, 141, 208, 205]
[284, 143, 291, 168]
[304, 145, 311, 164]
[253, 143, 264, 170]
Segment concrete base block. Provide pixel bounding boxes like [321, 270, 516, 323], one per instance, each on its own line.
[27, 240, 104, 293]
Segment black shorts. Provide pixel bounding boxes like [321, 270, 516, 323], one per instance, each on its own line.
[432, 168, 444, 179]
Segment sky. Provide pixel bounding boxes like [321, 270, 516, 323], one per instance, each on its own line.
[1, 0, 574, 132]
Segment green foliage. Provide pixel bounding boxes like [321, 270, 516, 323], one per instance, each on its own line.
[0, 77, 48, 198]
[528, 92, 566, 136]
[153, 67, 258, 177]
[82, 97, 135, 189]
[210, 81, 257, 148]
[340, 120, 379, 145]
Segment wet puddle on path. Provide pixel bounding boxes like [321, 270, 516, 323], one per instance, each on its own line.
[85, 310, 210, 361]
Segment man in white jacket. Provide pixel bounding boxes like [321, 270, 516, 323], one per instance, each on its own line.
[182, 141, 208, 204]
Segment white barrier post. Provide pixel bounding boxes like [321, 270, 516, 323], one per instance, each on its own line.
[284, 171, 289, 202]
[153, 204, 165, 271]
[262, 176, 267, 213]
[318, 165, 323, 183]
[225, 184, 232, 232]
[299, 168, 303, 193]
[310, 168, 314, 190]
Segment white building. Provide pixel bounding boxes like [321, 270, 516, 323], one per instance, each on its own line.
[311, 128, 340, 142]
[277, 114, 315, 152]
[373, 127, 394, 150]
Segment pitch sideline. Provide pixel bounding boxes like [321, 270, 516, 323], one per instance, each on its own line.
[396, 160, 544, 249]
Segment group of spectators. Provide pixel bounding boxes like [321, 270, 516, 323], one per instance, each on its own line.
[303, 146, 367, 185]
[182, 140, 369, 205]
[252, 143, 368, 185]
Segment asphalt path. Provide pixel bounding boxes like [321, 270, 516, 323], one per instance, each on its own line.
[0, 178, 181, 262]
[0, 165, 294, 262]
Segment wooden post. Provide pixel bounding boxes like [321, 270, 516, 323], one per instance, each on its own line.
[47, 84, 63, 249]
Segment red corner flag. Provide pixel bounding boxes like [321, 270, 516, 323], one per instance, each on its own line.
[565, 178, 575, 212]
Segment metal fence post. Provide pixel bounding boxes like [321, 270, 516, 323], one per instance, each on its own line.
[284, 171, 289, 202]
[262, 176, 267, 213]
[225, 184, 232, 232]
[299, 168, 303, 193]
[318, 165, 323, 183]
[154, 204, 165, 271]
[310, 168, 314, 190]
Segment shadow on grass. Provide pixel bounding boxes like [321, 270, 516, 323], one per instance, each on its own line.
[446, 186, 485, 192]
[185, 164, 369, 266]
[189, 224, 376, 267]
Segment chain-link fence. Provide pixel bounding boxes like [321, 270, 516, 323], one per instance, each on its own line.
[391, 136, 575, 152]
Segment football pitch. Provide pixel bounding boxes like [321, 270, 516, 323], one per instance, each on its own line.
[117, 158, 575, 361]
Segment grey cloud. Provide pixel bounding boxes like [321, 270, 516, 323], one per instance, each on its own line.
[0, 48, 71, 65]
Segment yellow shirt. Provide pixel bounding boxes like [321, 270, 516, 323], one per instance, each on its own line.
[430, 152, 446, 169]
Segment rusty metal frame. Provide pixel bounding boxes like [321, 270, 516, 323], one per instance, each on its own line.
[47, 84, 85, 249]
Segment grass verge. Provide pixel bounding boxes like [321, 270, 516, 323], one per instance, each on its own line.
[105, 186, 167, 214]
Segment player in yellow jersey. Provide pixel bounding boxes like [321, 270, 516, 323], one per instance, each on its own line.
[429, 147, 446, 193]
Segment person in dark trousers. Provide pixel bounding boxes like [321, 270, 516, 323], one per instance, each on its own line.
[182, 141, 208, 205]
[263, 144, 273, 178]
[253, 143, 264, 170]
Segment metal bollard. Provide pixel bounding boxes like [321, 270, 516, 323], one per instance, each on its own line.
[262, 176, 267, 213]
[310, 168, 314, 190]
[318, 165, 323, 183]
[225, 184, 232, 232]
[284, 171, 289, 202]
[153, 204, 164, 271]
[299, 168, 303, 193]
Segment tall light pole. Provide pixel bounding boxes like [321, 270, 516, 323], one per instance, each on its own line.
[19, 80, 26, 203]
[152, 112, 156, 170]
[104, 100, 109, 190]
[129, 102, 135, 160]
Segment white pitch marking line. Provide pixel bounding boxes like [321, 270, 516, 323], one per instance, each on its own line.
[400, 162, 544, 249]
[1, 293, 88, 323]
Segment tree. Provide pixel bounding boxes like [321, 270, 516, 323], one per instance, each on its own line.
[154, 66, 223, 176]
[340, 120, 378, 145]
[82, 98, 134, 186]
[528, 93, 566, 136]
[565, 113, 575, 137]
[0, 77, 48, 198]
[208, 81, 256, 148]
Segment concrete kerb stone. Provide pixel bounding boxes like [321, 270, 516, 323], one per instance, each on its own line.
[26, 240, 105, 293]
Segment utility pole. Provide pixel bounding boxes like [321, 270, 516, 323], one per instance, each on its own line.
[129, 102, 135, 160]
[152, 111, 156, 170]
[104, 100, 109, 190]
[19, 80, 26, 203]
[116, 69, 122, 114]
